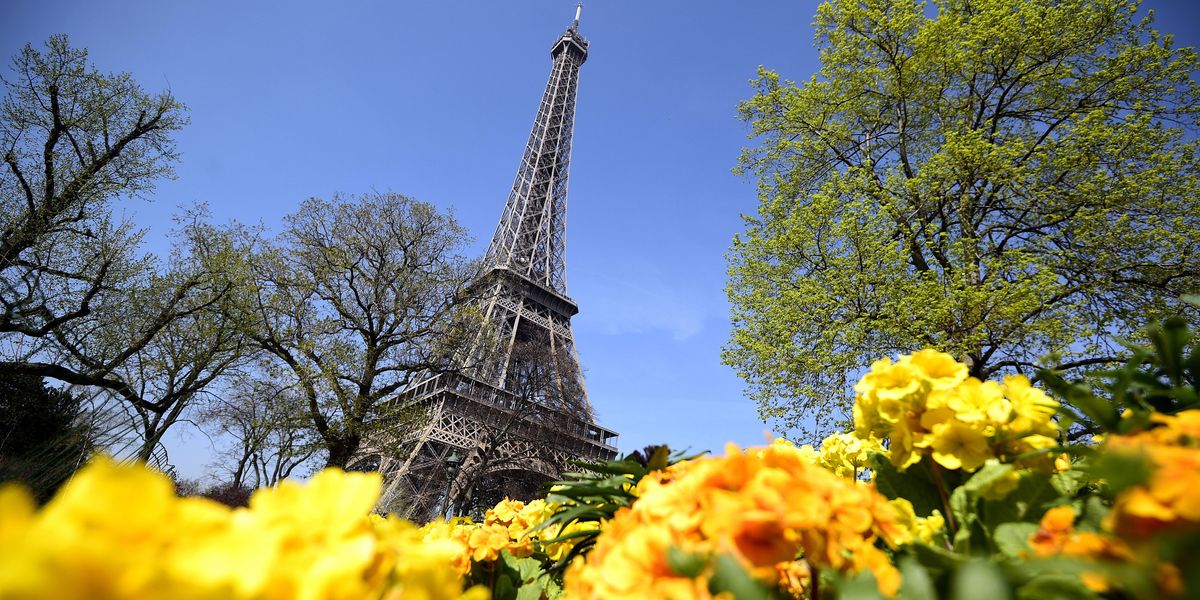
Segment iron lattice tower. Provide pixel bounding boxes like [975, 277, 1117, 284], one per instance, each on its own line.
[358, 6, 619, 520]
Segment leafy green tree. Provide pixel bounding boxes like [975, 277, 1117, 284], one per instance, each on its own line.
[240, 193, 476, 469]
[199, 364, 320, 488]
[726, 0, 1200, 440]
[105, 216, 254, 461]
[1, 37, 253, 460]
[1, 35, 186, 347]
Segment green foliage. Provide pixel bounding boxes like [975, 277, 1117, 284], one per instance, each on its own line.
[725, 0, 1200, 441]
[460, 316, 1200, 598]
[709, 554, 780, 600]
[538, 445, 681, 571]
[488, 551, 562, 600]
[235, 192, 476, 469]
[1039, 314, 1200, 437]
[867, 316, 1200, 598]
[0, 36, 254, 461]
[870, 452, 944, 517]
[459, 446, 687, 600]
[1, 33, 188, 346]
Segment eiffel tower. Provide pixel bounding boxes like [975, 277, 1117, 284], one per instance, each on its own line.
[362, 5, 618, 520]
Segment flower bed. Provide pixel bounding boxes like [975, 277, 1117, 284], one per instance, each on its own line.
[4, 336, 1199, 598]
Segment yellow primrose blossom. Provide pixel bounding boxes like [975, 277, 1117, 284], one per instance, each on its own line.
[941, 378, 1010, 424]
[816, 432, 883, 479]
[0, 456, 483, 600]
[888, 498, 945, 546]
[564, 442, 902, 599]
[419, 494, 594, 570]
[1027, 414, 1200, 598]
[906, 348, 970, 390]
[1026, 504, 1177, 595]
[852, 350, 1061, 473]
[926, 420, 991, 471]
[1004, 375, 1059, 436]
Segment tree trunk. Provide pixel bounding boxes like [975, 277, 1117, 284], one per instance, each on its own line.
[324, 435, 361, 469]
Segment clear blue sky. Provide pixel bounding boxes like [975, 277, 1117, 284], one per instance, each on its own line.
[3, 1, 1198, 481]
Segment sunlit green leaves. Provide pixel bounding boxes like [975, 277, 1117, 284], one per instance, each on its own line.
[726, 0, 1200, 443]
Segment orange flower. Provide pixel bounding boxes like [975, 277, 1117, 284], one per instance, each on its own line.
[1105, 411, 1200, 540]
[564, 442, 901, 599]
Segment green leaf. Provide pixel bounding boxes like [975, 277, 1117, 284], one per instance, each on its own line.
[909, 541, 966, 572]
[493, 573, 517, 600]
[993, 522, 1038, 558]
[540, 575, 564, 600]
[514, 582, 545, 600]
[898, 557, 937, 600]
[980, 472, 1061, 529]
[646, 445, 671, 472]
[1075, 495, 1109, 532]
[950, 561, 1010, 600]
[836, 570, 887, 600]
[1050, 469, 1087, 498]
[949, 486, 975, 552]
[870, 453, 943, 517]
[962, 462, 1015, 495]
[708, 554, 776, 600]
[666, 546, 710, 578]
[1087, 450, 1151, 496]
[1015, 574, 1099, 600]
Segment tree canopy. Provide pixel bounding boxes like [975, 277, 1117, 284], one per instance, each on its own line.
[239, 192, 476, 469]
[1, 36, 253, 461]
[726, 0, 1200, 440]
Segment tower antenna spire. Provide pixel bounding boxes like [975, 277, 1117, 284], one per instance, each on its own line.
[573, 3, 582, 29]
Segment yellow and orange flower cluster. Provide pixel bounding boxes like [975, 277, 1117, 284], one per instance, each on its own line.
[1028, 504, 1184, 596]
[1028, 505, 1136, 593]
[853, 349, 1060, 472]
[420, 496, 597, 573]
[0, 457, 483, 600]
[888, 497, 946, 547]
[813, 432, 884, 479]
[563, 440, 905, 598]
[1027, 412, 1200, 597]
[1103, 410, 1200, 540]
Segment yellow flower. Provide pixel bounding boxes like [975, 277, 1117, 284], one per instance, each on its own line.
[1028, 505, 1137, 594]
[1105, 411, 1200, 539]
[1030, 415, 1200, 599]
[854, 358, 923, 438]
[1004, 375, 1060, 436]
[1055, 453, 1072, 473]
[0, 457, 480, 600]
[927, 420, 991, 471]
[467, 523, 511, 562]
[857, 357, 923, 402]
[902, 349, 968, 390]
[848, 350, 1060, 475]
[816, 432, 882, 479]
[486, 498, 525, 525]
[943, 378, 1010, 424]
[887, 498, 945, 546]
[1029, 505, 1078, 556]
